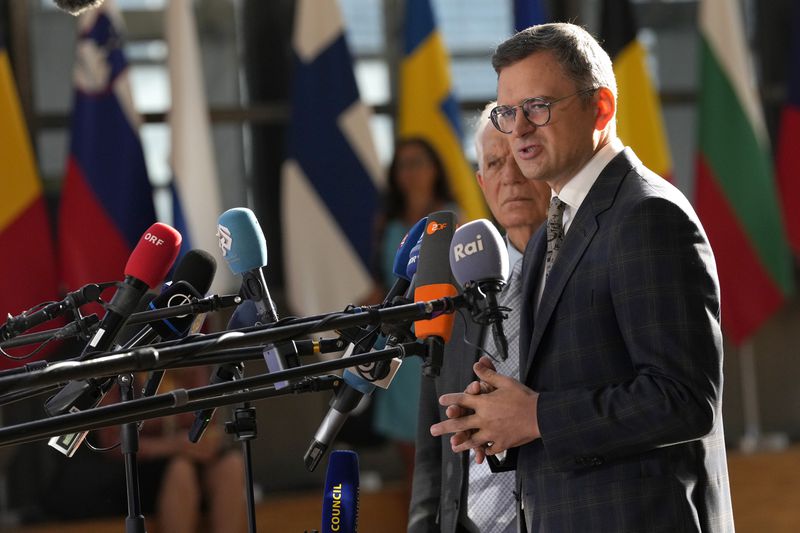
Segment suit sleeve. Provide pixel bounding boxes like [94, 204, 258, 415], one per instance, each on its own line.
[537, 194, 723, 470]
[408, 365, 442, 532]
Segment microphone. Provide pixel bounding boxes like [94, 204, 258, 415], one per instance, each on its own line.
[303, 218, 427, 472]
[0, 283, 111, 341]
[449, 219, 510, 360]
[217, 207, 277, 324]
[188, 207, 277, 443]
[79, 222, 182, 359]
[44, 223, 181, 416]
[46, 251, 215, 457]
[320, 450, 359, 533]
[414, 211, 459, 377]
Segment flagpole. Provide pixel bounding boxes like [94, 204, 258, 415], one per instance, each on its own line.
[737, 340, 788, 453]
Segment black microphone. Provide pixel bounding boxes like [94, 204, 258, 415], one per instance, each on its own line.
[414, 211, 459, 377]
[188, 208, 277, 443]
[449, 219, 511, 360]
[303, 217, 427, 471]
[0, 283, 111, 341]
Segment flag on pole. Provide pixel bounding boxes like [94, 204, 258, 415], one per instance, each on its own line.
[601, 0, 673, 181]
[58, 2, 157, 304]
[695, 0, 793, 344]
[282, 0, 383, 315]
[514, 0, 548, 31]
[165, 0, 233, 294]
[399, 0, 488, 221]
[775, 0, 800, 257]
[0, 33, 60, 368]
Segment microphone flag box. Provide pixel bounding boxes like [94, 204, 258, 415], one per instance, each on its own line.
[321, 450, 359, 533]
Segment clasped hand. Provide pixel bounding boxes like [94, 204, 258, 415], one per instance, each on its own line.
[430, 355, 541, 463]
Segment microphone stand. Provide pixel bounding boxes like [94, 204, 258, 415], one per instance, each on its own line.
[0, 345, 427, 448]
[118, 373, 147, 533]
[226, 401, 258, 533]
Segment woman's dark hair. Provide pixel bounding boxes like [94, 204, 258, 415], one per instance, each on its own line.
[384, 137, 453, 220]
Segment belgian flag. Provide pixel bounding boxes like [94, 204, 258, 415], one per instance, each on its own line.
[0, 33, 60, 367]
[600, 0, 673, 181]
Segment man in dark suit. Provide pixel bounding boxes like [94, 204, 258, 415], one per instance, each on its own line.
[430, 23, 734, 532]
[408, 104, 549, 533]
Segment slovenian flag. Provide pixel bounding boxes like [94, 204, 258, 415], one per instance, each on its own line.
[0, 32, 60, 368]
[58, 3, 157, 305]
[399, 0, 488, 222]
[601, 0, 673, 182]
[695, 0, 793, 344]
[776, 0, 800, 257]
[282, 0, 383, 315]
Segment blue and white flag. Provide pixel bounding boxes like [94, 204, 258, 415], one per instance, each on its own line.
[282, 0, 383, 315]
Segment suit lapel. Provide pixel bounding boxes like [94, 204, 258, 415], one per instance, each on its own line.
[520, 225, 545, 374]
[522, 148, 638, 381]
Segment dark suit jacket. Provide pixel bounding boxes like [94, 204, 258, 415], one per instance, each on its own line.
[408, 308, 486, 533]
[515, 148, 734, 532]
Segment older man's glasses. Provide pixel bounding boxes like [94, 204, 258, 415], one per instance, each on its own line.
[489, 88, 598, 134]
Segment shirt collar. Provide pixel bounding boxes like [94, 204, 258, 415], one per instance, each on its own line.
[506, 238, 523, 281]
[554, 137, 625, 213]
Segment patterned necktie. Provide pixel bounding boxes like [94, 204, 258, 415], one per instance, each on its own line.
[544, 196, 566, 279]
[466, 258, 522, 533]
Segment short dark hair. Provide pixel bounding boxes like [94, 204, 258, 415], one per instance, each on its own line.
[492, 23, 617, 99]
[53, 0, 106, 15]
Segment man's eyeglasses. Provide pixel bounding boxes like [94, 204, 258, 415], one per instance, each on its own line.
[489, 88, 599, 134]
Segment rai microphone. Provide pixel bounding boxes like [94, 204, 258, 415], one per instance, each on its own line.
[44, 223, 181, 419]
[320, 450, 359, 533]
[449, 219, 511, 360]
[303, 218, 427, 472]
[414, 211, 459, 377]
[188, 207, 277, 443]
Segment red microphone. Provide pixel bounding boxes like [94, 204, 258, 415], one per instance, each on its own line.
[80, 222, 182, 358]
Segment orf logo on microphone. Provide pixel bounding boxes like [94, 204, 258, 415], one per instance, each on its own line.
[452, 233, 484, 262]
[217, 224, 233, 257]
[426, 221, 448, 235]
[144, 232, 165, 246]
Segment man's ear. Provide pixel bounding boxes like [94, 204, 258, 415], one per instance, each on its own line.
[594, 87, 616, 131]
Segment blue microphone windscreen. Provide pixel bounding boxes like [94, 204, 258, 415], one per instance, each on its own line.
[217, 208, 268, 275]
[449, 219, 509, 287]
[405, 236, 422, 279]
[321, 450, 359, 533]
[226, 299, 257, 329]
[392, 216, 427, 280]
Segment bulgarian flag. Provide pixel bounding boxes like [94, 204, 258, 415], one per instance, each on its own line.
[775, 1, 800, 256]
[601, 0, 673, 181]
[0, 33, 60, 368]
[695, 0, 793, 345]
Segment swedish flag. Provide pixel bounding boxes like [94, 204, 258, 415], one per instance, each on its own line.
[399, 0, 488, 221]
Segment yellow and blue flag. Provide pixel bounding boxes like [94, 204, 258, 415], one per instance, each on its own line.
[399, 0, 488, 221]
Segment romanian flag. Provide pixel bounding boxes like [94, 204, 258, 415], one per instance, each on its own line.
[600, 0, 673, 181]
[58, 4, 157, 302]
[399, 0, 488, 221]
[776, 1, 800, 257]
[695, 0, 793, 344]
[0, 34, 60, 368]
[282, 0, 382, 314]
